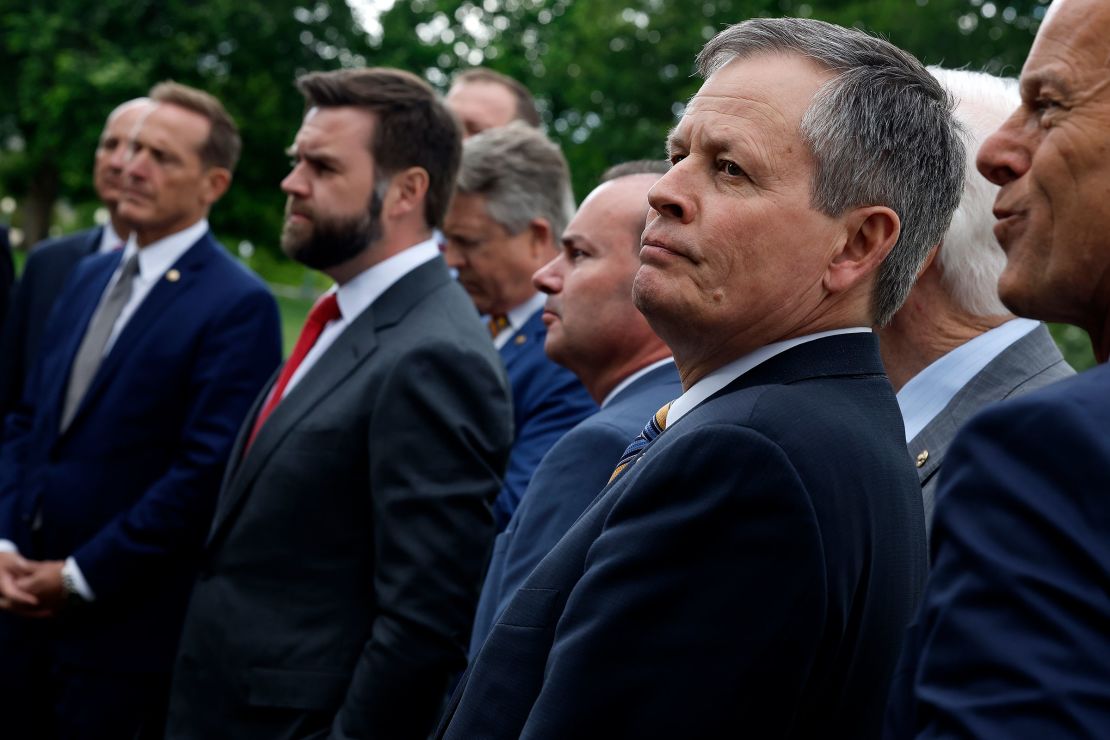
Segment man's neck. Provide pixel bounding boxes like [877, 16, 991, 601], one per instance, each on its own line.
[326, 228, 433, 286]
[586, 346, 672, 404]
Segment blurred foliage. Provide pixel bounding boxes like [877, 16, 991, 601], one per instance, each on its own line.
[5, 0, 1093, 371]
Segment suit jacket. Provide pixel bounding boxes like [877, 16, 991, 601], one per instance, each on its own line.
[495, 309, 596, 529]
[0, 231, 281, 673]
[470, 361, 682, 654]
[439, 333, 927, 739]
[0, 226, 100, 425]
[908, 323, 1073, 538]
[167, 256, 514, 740]
[885, 361, 1110, 738]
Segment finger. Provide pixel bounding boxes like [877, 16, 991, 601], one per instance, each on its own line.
[0, 572, 39, 606]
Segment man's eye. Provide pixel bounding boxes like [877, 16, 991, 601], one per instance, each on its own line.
[719, 160, 743, 177]
[569, 248, 587, 261]
[669, 153, 686, 166]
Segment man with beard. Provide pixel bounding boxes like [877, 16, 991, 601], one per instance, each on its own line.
[0, 97, 154, 428]
[167, 68, 513, 740]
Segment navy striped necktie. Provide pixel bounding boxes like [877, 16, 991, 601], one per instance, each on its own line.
[609, 401, 672, 483]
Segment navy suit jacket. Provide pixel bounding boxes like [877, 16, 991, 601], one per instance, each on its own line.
[0, 231, 281, 673]
[0, 226, 100, 425]
[470, 361, 682, 654]
[495, 308, 596, 528]
[440, 333, 927, 739]
[886, 361, 1110, 738]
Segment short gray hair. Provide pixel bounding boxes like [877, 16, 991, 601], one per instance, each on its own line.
[928, 67, 1017, 317]
[698, 18, 966, 326]
[455, 121, 575, 241]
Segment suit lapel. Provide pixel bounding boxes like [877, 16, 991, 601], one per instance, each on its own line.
[60, 235, 214, 435]
[43, 252, 121, 436]
[498, 310, 543, 371]
[208, 256, 453, 543]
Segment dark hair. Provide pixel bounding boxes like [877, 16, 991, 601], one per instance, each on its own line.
[295, 68, 463, 229]
[150, 81, 241, 172]
[601, 159, 671, 182]
[453, 68, 541, 127]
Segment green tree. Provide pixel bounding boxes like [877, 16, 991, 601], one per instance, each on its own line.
[0, 0, 375, 248]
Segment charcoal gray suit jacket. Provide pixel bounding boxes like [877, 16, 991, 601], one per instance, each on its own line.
[907, 323, 1072, 540]
[167, 255, 513, 740]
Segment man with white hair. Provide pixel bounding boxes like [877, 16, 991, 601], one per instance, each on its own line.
[878, 67, 1073, 539]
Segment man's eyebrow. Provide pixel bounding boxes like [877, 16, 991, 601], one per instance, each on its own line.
[665, 127, 686, 153]
[1022, 69, 1072, 98]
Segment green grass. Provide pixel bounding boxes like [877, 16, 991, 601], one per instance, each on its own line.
[275, 292, 315, 357]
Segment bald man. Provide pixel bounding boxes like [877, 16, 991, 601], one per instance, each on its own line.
[0, 98, 154, 428]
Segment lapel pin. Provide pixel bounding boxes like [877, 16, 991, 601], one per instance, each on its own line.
[166, 269, 181, 283]
[915, 450, 929, 468]
[514, 334, 527, 345]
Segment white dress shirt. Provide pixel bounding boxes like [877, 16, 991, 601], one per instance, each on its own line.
[0, 219, 210, 601]
[98, 222, 125, 253]
[492, 293, 546, 350]
[666, 328, 873, 428]
[897, 317, 1039, 443]
[601, 357, 676, 409]
[280, 238, 441, 399]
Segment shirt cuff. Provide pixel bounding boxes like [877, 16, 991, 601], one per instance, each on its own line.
[63, 557, 96, 602]
[0, 540, 17, 554]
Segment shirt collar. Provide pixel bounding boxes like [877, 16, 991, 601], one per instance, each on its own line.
[122, 218, 209, 280]
[897, 317, 1039, 442]
[506, 292, 546, 331]
[601, 357, 676, 408]
[332, 237, 441, 323]
[667, 327, 872, 427]
[99, 222, 124, 253]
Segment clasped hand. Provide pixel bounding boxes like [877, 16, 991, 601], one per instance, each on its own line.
[0, 551, 65, 618]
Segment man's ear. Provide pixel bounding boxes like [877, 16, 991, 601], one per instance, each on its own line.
[200, 167, 232, 206]
[824, 206, 900, 294]
[385, 167, 430, 219]
[527, 217, 554, 260]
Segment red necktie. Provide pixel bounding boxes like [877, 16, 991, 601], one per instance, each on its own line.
[245, 292, 341, 451]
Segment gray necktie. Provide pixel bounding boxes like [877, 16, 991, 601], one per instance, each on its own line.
[61, 253, 141, 430]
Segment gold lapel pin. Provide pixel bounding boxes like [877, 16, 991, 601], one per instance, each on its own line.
[915, 450, 929, 468]
[514, 334, 527, 345]
[166, 269, 181, 282]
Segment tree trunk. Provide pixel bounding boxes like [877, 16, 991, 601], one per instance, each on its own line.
[21, 165, 59, 250]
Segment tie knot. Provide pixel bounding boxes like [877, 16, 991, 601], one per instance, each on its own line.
[119, 252, 141, 278]
[488, 314, 510, 339]
[308, 293, 341, 327]
[653, 401, 671, 434]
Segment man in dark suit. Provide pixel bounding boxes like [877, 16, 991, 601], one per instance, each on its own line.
[443, 123, 595, 529]
[888, 0, 1110, 735]
[469, 161, 681, 652]
[437, 18, 965, 738]
[167, 68, 513, 740]
[877, 67, 1073, 540]
[0, 83, 281, 738]
[0, 97, 154, 426]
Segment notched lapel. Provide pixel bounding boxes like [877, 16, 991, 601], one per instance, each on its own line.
[63, 240, 211, 433]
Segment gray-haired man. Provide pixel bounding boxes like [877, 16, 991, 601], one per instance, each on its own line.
[878, 67, 1073, 540]
[437, 17, 964, 739]
[443, 122, 595, 530]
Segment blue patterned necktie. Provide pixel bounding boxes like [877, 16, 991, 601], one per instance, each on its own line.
[609, 401, 672, 483]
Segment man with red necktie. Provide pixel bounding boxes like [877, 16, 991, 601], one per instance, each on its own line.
[167, 68, 513, 740]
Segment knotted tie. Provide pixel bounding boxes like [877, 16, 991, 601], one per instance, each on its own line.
[61, 252, 141, 431]
[487, 314, 510, 339]
[245, 292, 341, 451]
[609, 401, 672, 483]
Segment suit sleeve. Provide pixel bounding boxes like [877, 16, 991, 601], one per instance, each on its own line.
[906, 394, 1110, 738]
[69, 287, 282, 601]
[518, 424, 828, 738]
[330, 342, 512, 740]
[495, 363, 595, 528]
